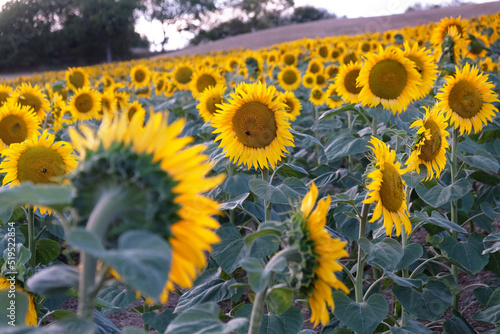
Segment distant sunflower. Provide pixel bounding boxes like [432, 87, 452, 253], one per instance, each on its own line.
[66, 67, 90, 91]
[125, 100, 146, 123]
[357, 46, 420, 115]
[68, 87, 101, 121]
[286, 183, 349, 327]
[196, 84, 226, 123]
[11, 83, 50, 121]
[435, 63, 499, 135]
[314, 73, 328, 88]
[325, 84, 343, 109]
[69, 111, 225, 303]
[190, 67, 225, 98]
[403, 42, 438, 100]
[172, 64, 194, 90]
[281, 52, 298, 66]
[0, 277, 37, 326]
[309, 86, 327, 106]
[406, 105, 449, 180]
[333, 61, 363, 104]
[430, 16, 468, 47]
[0, 84, 13, 107]
[0, 100, 40, 150]
[307, 59, 324, 75]
[277, 65, 301, 91]
[212, 82, 294, 170]
[154, 75, 166, 96]
[363, 137, 411, 236]
[325, 65, 339, 79]
[302, 72, 316, 88]
[280, 91, 302, 122]
[130, 64, 151, 88]
[99, 91, 118, 118]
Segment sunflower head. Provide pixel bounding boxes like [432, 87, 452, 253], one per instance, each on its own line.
[172, 64, 194, 90]
[0, 84, 13, 107]
[196, 84, 226, 123]
[130, 64, 151, 88]
[334, 61, 363, 104]
[285, 183, 349, 327]
[279, 90, 302, 122]
[0, 277, 37, 326]
[68, 87, 101, 121]
[363, 137, 411, 236]
[190, 67, 225, 98]
[11, 83, 50, 121]
[66, 67, 90, 91]
[277, 65, 301, 91]
[0, 100, 40, 150]
[403, 42, 438, 100]
[309, 86, 327, 106]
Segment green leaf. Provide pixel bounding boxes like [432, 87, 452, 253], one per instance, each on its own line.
[440, 233, 489, 275]
[319, 103, 357, 120]
[401, 171, 425, 189]
[384, 270, 422, 288]
[35, 238, 60, 265]
[0, 225, 25, 255]
[175, 278, 238, 313]
[0, 183, 72, 212]
[325, 130, 369, 162]
[275, 163, 309, 178]
[26, 264, 79, 295]
[312, 169, 347, 188]
[474, 286, 494, 307]
[483, 231, 500, 254]
[443, 310, 477, 334]
[267, 287, 294, 315]
[142, 310, 176, 333]
[472, 287, 500, 324]
[394, 243, 424, 270]
[289, 128, 324, 148]
[67, 229, 171, 300]
[244, 227, 282, 246]
[218, 192, 250, 210]
[234, 304, 303, 334]
[415, 179, 472, 208]
[358, 237, 404, 271]
[49, 309, 77, 320]
[481, 203, 500, 220]
[458, 149, 500, 173]
[414, 211, 467, 233]
[249, 178, 289, 204]
[391, 318, 434, 334]
[241, 258, 272, 293]
[392, 279, 453, 321]
[0, 207, 13, 224]
[212, 224, 247, 274]
[165, 303, 247, 334]
[469, 170, 500, 186]
[278, 177, 308, 201]
[97, 285, 137, 315]
[333, 292, 388, 334]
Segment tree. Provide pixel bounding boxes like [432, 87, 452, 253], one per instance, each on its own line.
[290, 6, 333, 24]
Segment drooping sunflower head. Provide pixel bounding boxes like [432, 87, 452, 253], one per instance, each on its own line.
[0, 277, 37, 326]
[0, 100, 40, 150]
[406, 105, 450, 180]
[285, 183, 349, 327]
[403, 42, 438, 100]
[0, 84, 13, 107]
[435, 63, 499, 135]
[69, 111, 225, 302]
[357, 46, 421, 115]
[11, 83, 50, 122]
[68, 87, 101, 121]
[212, 81, 294, 170]
[130, 64, 151, 88]
[196, 84, 226, 123]
[279, 90, 302, 122]
[277, 65, 301, 91]
[66, 67, 90, 91]
[363, 136, 411, 236]
[333, 61, 363, 104]
[189, 67, 225, 98]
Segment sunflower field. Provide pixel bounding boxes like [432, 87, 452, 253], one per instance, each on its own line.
[0, 11, 499, 334]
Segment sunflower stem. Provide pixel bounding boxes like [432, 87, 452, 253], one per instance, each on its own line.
[249, 290, 267, 334]
[143, 301, 150, 332]
[371, 118, 377, 136]
[355, 201, 370, 303]
[261, 168, 271, 221]
[450, 127, 459, 309]
[27, 205, 37, 269]
[347, 110, 353, 169]
[228, 163, 235, 224]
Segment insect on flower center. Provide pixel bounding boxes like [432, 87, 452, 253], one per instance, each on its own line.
[196, 74, 217, 94]
[0, 115, 28, 145]
[344, 69, 362, 94]
[18, 93, 41, 115]
[282, 70, 298, 85]
[174, 66, 193, 84]
[69, 71, 85, 89]
[448, 80, 483, 119]
[368, 59, 408, 100]
[419, 120, 442, 161]
[17, 146, 66, 184]
[232, 101, 277, 148]
[379, 162, 404, 212]
[75, 93, 94, 114]
[407, 55, 424, 79]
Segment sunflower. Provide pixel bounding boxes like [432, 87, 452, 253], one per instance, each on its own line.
[69, 111, 225, 303]
[325, 84, 343, 109]
[0, 100, 40, 150]
[212, 81, 294, 170]
[307, 59, 324, 75]
[68, 87, 101, 121]
[342, 52, 359, 65]
[402, 42, 438, 100]
[51, 96, 73, 133]
[99, 91, 118, 118]
[154, 74, 166, 96]
[333, 61, 363, 104]
[225, 57, 245, 72]
[406, 105, 449, 180]
[325, 65, 339, 79]
[130, 64, 151, 88]
[435, 63, 499, 135]
[363, 137, 411, 236]
[309, 86, 327, 106]
[11, 83, 50, 121]
[0, 277, 37, 326]
[281, 51, 298, 66]
[196, 84, 226, 123]
[285, 183, 349, 327]
[125, 100, 146, 123]
[277, 65, 301, 91]
[189, 67, 225, 98]
[66, 67, 90, 91]
[467, 32, 490, 60]
[172, 64, 194, 90]
[302, 72, 316, 88]
[314, 73, 328, 88]
[280, 91, 302, 122]
[430, 15, 469, 47]
[0, 84, 13, 107]
[357, 46, 420, 115]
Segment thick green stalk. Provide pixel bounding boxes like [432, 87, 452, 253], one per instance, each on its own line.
[355, 202, 370, 303]
[228, 163, 235, 224]
[27, 205, 36, 269]
[261, 168, 271, 221]
[450, 127, 459, 309]
[248, 290, 267, 334]
[371, 118, 377, 137]
[347, 110, 353, 169]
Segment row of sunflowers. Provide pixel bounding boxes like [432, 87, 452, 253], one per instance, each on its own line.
[0, 11, 499, 334]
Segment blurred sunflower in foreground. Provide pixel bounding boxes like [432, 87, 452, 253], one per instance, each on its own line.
[69, 111, 225, 302]
[0, 277, 37, 326]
